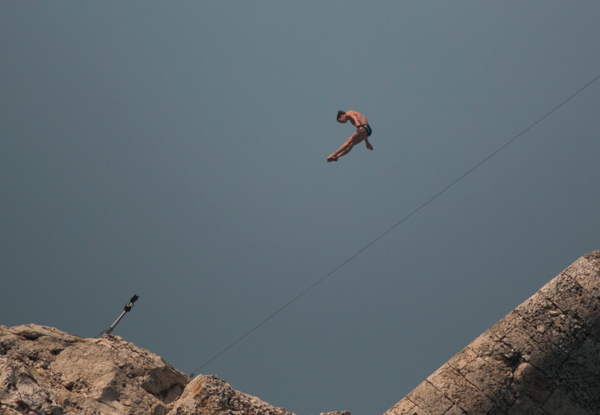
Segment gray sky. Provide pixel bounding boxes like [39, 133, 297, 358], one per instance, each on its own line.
[2, 2, 600, 414]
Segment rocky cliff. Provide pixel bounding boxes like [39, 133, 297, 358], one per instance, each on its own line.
[385, 250, 600, 415]
[2, 251, 599, 415]
[0, 324, 297, 415]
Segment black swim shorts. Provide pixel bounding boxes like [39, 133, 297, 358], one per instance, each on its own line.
[359, 124, 372, 136]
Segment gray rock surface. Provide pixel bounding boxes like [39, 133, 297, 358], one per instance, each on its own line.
[0, 324, 188, 415]
[0, 325, 298, 415]
[2, 251, 598, 415]
[384, 250, 600, 415]
[167, 374, 293, 415]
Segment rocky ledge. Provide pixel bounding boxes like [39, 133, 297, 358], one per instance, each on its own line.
[0, 324, 310, 415]
[3, 250, 600, 415]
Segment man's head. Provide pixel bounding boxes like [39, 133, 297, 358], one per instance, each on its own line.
[336, 110, 346, 123]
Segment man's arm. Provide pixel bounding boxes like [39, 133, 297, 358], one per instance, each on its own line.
[345, 111, 363, 127]
[365, 138, 373, 151]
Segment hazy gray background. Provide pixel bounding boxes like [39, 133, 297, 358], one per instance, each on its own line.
[2, 2, 599, 414]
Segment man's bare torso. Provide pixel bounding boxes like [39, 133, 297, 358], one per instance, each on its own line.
[344, 110, 368, 127]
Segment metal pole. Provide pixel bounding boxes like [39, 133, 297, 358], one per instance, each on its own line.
[99, 295, 139, 337]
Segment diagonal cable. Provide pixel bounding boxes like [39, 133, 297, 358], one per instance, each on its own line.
[191, 73, 600, 376]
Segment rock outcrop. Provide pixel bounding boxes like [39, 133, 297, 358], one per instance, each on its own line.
[167, 374, 294, 415]
[384, 250, 600, 415]
[0, 325, 294, 415]
[2, 251, 599, 415]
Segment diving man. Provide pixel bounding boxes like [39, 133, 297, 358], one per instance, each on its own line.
[327, 110, 373, 162]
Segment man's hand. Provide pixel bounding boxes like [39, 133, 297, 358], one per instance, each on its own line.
[366, 140, 374, 151]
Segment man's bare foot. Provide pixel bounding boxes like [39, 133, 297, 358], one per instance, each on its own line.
[327, 156, 338, 162]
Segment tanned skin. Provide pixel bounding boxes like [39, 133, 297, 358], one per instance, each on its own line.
[327, 110, 373, 162]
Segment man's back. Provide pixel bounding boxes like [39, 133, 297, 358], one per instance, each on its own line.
[344, 110, 368, 126]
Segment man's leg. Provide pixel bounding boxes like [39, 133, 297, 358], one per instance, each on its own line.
[328, 137, 354, 161]
[327, 131, 365, 162]
[334, 140, 355, 158]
